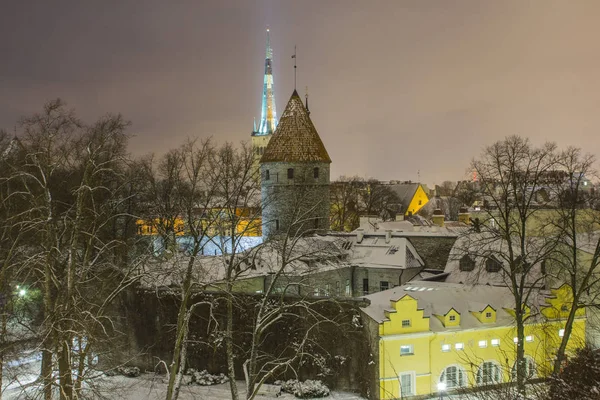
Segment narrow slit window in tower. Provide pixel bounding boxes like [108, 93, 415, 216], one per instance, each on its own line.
[314, 167, 319, 179]
[287, 168, 294, 179]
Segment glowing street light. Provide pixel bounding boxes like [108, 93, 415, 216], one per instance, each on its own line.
[18, 288, 26, 297]
[437, 382, 447, 399]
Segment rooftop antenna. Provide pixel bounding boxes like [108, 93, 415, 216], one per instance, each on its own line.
[292, 45, 297, 90]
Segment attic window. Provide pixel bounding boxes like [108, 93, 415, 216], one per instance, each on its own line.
[449, 315, 456, 322]
[485, 256, 502, 273]
[313, 167, 319, 179]
[287, 168, 294, 179]
[459, 255, 475, 272]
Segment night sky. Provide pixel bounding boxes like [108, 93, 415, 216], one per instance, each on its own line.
[2, 1, 600, 185]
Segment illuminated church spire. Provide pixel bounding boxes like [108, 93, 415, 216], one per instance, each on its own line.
[255, 28, 278, 135]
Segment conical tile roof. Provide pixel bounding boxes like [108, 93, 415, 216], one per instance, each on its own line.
[260, 90, 331, 163]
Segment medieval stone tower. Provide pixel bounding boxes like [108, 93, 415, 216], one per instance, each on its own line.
[260, 90, 331, 238]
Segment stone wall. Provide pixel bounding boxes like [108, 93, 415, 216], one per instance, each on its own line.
[261, 161, 330, 238]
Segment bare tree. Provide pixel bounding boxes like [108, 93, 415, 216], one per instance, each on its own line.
[9, 100, 142, 399]
[467, 135, 560, 394]
[545, 147, 600, 376]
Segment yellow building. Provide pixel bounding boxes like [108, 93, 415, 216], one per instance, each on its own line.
[361, 282, 586, 399]
[388, 183, 429, 216]
[136, 207, 262, 238]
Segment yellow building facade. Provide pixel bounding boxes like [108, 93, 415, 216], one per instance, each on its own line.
[362, 282, 586, 399]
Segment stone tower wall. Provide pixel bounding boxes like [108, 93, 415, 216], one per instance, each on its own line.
[261, 161, 330, 238]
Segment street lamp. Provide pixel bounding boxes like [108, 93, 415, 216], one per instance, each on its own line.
[437, 382, 447, 399]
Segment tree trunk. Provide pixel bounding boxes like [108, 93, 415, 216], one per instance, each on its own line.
[226, 291, 239, 400]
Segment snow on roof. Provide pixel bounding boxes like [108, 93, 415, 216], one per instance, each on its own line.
[443, 232, 546, 288]
[361, 281, 545, 332]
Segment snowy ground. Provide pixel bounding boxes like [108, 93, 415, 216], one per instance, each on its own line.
[1, 351, 366, 399]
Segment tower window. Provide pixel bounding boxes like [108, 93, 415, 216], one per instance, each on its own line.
[314, 217, 319, 229]
[313, 167, 319, 179]
[265, 170, 270, 181]
[287, 168, 294, 179]
[275, 219, 280, 231]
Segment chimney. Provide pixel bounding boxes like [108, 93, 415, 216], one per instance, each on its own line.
[432, 209, 445, 227]
[356, 229, 364, 243]
[385, 230, 392, 244]
[458, 206, 471, 225]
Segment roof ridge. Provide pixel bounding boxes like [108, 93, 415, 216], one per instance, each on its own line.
[260, 90, 332, 164]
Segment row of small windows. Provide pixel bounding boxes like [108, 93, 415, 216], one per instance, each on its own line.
[264, 167, 320, 181]
[313, 279, 352, 297]
[459, 254, 541, 273]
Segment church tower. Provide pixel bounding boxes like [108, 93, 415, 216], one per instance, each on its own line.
[252, 28, 278, 168]
[260, 90, 331, 238]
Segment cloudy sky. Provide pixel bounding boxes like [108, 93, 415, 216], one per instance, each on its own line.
[2, 1, 600, 185]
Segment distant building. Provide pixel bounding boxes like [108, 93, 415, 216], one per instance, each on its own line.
[388, 182, 429, 216]
[361, 281, 586, 399]
[251, 28, 278, 171]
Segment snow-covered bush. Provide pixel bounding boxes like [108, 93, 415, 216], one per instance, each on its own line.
[117, 366, 141, 377]
[546, 346, 600, 400]
[279, 379, 330, 398]
[186, 369, 229, 386]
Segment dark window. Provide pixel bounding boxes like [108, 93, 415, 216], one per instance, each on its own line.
[275, 219, 280, 231]
[380, 281, 389, 291]
[314, 217, 319, 229]
[265, 170, 270, 181]
[541, 259, 547, 275]
[486, 256, 502, 273]
[287, 168, 294, 179]
[336, 281, 340, 296]
[363, 278, 369, 295]
[459, 255, 475, 271]
[313, 167, 319, 179]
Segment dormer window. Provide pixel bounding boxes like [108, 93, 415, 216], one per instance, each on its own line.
[265, 170, 270, 181]
[313, 167, 319, 179]
[287, 168, 294, 179]
[486, 256, 502, 273]
[459, 255, 475, 272]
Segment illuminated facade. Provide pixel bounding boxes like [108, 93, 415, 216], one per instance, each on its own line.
[252, 28, 278, 166]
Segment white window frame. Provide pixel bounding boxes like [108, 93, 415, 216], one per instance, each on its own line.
[455, 342, 464, 350]
[478, 340, 487, 348]
[441, 344, 451, 352]
[477, 361, 502, 385]
[399, 371, 416, 397]
[525, 335, 533, 342]
[439, 364, 466, 389]
[559, 328, 565, 337]
[400, 344, 414, 356]
[491, 338, 500, 347]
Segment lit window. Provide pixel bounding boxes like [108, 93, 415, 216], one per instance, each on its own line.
[345, 279, 351, 296]
[479, 340, 487, 348]
[440, 365, 466, 389]
[477, 361, 501, 385]
[559, 329, 565, 337]
[491, 339, 500, 347]
[449, 315, 456, 322]
[325, 284, 330, 297]
[402, 319, 411, 328]
[400, 345, 414, 356]
[441, 344, 451, 352]
[511, 357, 536, 381]
[455, 343, 464, 350]
[400, 373, 414, 396]
[525, 335, 533, 342]
[513, 337, 519, 343]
